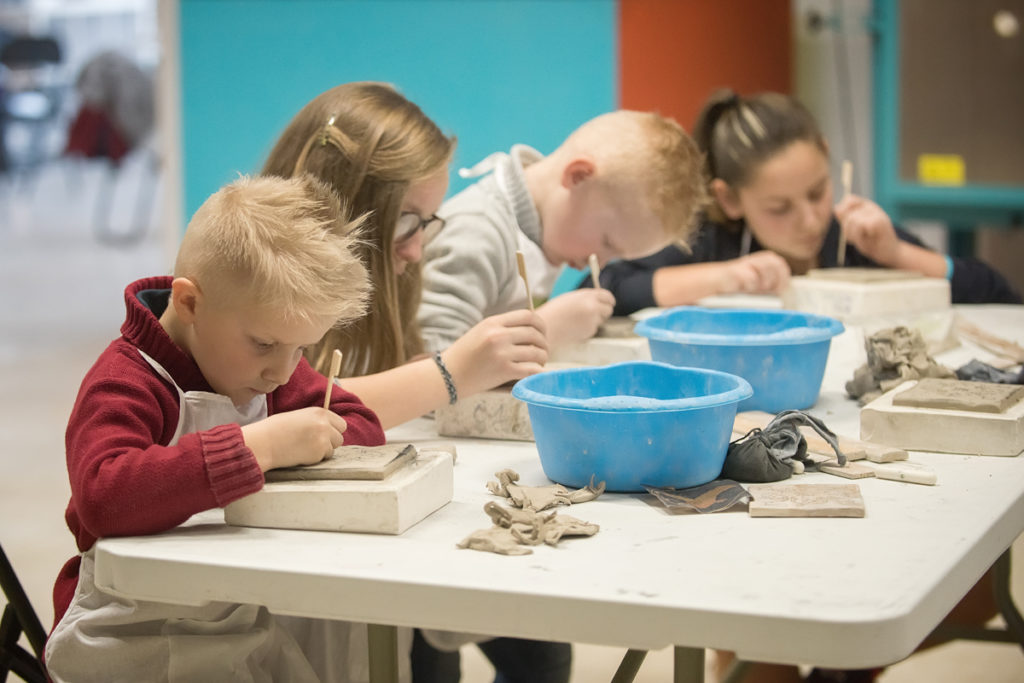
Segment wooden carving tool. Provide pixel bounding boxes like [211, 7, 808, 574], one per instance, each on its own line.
[323, 349, 342, 410]
[589, 253, 602, 289]
[516, 250, 535, 311]
[837, 160, 853, 267]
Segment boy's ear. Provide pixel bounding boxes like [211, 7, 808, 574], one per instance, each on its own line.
[710, 179, 744, 220]
[169, 277, 201, 325]
[561, 157, 596, 189]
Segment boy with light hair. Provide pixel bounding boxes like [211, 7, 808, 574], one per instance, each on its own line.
[418, 110, 706, 351]
[413, 109, 704, 681]
[46, 174, 385, 682]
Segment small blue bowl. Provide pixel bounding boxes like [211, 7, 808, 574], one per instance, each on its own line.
[634, 307, 844, 412]
[511, 361, 752, 492]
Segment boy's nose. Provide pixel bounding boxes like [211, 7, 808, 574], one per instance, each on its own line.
[262, 354, 296, 386]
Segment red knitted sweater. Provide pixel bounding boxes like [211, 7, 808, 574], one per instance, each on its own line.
[52, 276, 384, 627]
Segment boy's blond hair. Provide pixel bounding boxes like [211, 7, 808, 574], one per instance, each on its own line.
[174, 174, 369, 327]
[557, 110, 707, 245]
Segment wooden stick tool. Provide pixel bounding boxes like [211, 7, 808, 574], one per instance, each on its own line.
[589, 253, 602, 289]
[323, 349, 342, 410]
[837, 160, 853, 267]
[516, 250, 535, 311]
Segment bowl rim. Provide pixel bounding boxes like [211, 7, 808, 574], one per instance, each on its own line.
[634, 306, 844, 347]
[510, 361, 753, 413]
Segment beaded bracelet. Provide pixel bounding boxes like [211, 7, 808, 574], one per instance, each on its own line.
[433, 351, 458, 405]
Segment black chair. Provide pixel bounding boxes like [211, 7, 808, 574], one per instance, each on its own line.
[0, 543, 47, 683]
[0, 35, 64, 176]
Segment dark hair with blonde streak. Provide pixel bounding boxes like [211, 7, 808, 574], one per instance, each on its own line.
[261, 82, 456, 377]
[694, 90, 826, 224]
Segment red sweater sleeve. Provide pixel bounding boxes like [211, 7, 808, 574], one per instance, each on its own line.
[65, 345, 264, 548]
[269, 358, 385, 446]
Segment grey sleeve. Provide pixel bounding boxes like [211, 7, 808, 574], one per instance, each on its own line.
[418, 210, 519, 351]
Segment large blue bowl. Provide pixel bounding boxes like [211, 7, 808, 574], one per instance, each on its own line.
[511, 361, 752, 492]
[634, 307, 844, 412]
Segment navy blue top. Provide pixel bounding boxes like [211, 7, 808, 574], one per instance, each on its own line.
[583, 216, 1021, 316]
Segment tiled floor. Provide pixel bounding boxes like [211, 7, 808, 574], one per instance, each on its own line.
[1, 160, 1021, 682]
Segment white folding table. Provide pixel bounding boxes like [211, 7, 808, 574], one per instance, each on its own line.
[93, 305, 1024, 681]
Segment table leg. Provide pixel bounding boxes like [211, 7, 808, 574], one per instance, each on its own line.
[610, 649, 648, 683]
[673, 645, 705, 683]
[367, 624, 399, 683]
[994, 548, 1024, 650]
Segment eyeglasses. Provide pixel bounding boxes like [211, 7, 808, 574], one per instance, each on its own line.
[395, 211, 445, 245]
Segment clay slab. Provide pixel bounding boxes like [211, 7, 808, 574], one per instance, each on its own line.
[224, 450, 454, 534]
[265, 443, 416, 481]
[891, 377, 1024, 414]
[747, 483, 865, 518]
[805, 267, 921, 283]
[860, 380, 1024, 456]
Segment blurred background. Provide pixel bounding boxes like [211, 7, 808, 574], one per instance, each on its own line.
[1, 1, 1022, 681]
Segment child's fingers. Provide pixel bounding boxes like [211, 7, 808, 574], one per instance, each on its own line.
[833, 193, 864, 217]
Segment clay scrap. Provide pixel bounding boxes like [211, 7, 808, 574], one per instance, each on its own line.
[486, 469, 605, 511]
[644, 479, 751, 513]
[846, 326, 955, 405]
[747, 483, 865, 518]
[457, 502, 599, 556]
[265, 443, 417, 481]
[892, 377, 1024, 414]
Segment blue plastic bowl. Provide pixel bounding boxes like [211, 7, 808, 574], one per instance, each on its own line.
[634, 307, 844, 412]
[511, 361, 752, 492]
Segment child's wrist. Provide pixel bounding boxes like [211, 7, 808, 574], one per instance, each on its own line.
[943, 254, 955, 280]
[433, 351, 458, 405]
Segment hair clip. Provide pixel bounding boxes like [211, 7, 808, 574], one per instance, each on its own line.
[320, 115, 337, 147]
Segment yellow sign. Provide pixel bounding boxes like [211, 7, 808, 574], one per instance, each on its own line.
[917, 154, 965, 186]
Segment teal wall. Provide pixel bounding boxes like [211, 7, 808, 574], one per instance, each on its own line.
[179, 0, 617, 219]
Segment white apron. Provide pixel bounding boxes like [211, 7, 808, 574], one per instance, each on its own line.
[46, 350, 412, 682]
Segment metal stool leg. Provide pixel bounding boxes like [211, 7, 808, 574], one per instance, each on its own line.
[610, 649, 648, 683]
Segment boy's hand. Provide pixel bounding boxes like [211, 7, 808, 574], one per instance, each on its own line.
[537, 289, 616, 347]
[241, 407, 347, 472]
[722, 251, 790, 295]
[835, 195, 900, 266]
[444, 309, 548, 396]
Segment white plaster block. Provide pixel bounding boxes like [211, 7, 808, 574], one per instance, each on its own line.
[860, 380, 1024, 456]
[549, 337, 651, 366]
[435, 387, 534, 441]
[782, 271, 951, 319]
[224, 451, 454, 535]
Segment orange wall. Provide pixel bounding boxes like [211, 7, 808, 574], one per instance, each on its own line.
[620, 0, 792, 131]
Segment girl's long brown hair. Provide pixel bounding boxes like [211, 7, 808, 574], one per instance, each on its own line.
[261, 82, 455, 376]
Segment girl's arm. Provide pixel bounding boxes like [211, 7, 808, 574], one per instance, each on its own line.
[652, 252, 791, 305]
[341, 309, 548, 430]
